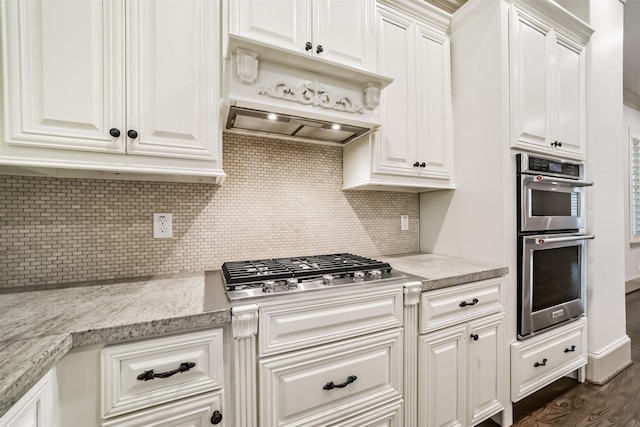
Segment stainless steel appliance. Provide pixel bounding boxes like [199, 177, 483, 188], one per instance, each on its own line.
[517, 153, 593, 233]
[214, 253, 414, 301]
[516, 154, 594, 339]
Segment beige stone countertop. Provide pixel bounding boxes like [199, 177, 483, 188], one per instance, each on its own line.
[381, 253, 508, 291]
[0, 273, 231, 419]
[0, 253, 508, 419]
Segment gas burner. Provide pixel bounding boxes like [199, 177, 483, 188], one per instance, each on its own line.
[220, 253, 401, 300]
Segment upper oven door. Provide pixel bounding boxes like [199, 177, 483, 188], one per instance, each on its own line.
[519, 174, 593, 233]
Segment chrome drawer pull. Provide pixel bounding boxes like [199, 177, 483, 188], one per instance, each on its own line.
[459, 298, 479, 307]
[564, 345, 576, 353]
[137, 362, 196, 381]
[534, 358, 548, 368]
[323, 375, 357, 390]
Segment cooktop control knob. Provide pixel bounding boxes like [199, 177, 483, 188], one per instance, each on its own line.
[286, 278, 299, 290]
[263, 280, 276, 293]
[322, 275, 334, 285]
[353, 271, 365, 283]
[369, 269, 382, 280]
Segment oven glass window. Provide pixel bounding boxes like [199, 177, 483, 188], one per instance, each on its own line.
[530, 190, 578, 217]
[532, 246, 580, 311]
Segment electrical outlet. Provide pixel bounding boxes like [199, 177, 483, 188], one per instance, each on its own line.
[153, 213, 173, 238]
[401, 215, 409, 231]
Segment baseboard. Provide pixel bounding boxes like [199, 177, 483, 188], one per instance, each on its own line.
[626, 276, 640, 293]
[586, 335, 633, 384]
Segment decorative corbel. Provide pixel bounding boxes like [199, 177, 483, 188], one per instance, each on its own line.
[363, 82, 382, 110]
[236, 48, 259, 84]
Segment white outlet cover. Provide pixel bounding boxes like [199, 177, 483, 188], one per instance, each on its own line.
[401, 215, 409, 231]
[153, 213, 173, 238]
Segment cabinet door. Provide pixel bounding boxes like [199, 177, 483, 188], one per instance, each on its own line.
[510, 8, 553, 153]
[415, 23, 453, 180]
[0, 370, 55, 427]
[1, 0, 124, 153]
[126, 0, 221, 160]
[228, 0, 310, 54]
[314, 0, 373, 70]
[418, 325, 466, 427]
[554, 33, 585, 159]
[467, 314, 504, 426]
[374, 6, 417, 177]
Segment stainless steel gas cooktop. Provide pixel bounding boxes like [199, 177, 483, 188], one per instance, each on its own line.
[217, 253, 411, 301]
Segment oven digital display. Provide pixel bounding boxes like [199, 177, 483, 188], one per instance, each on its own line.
[548, 162, 562, 173]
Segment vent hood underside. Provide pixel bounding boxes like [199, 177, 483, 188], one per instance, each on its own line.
[225, 106, 371, 144]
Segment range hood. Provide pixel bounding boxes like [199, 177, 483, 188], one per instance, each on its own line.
[225, 106, 371, 144]
[222, 35, 393, 145]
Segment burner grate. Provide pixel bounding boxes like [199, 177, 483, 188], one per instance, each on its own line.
[221, 253, 391, 287]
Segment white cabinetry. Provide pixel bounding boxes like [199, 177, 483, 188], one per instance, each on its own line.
[0, 369, 56, 427]
[0, 0, 224, 183]
[257, 285, 405, 427]
[226, 0, 374, 71]
[510, 1, 591, 160]
[342, 0, 454, 192]
[418, 279, 505, 427]
[511, 317, 587, 402]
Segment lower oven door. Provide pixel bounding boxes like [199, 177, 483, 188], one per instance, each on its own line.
[519, 175, 592, 232]
[518, 233, 594, 338]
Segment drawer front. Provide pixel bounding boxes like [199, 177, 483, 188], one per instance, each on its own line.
[332, 399, 403, 427]
[102, 391, 224, 427]
[259, 328, 403, 427]
[102, 329, 223, 418]
[420, 279, 503, 333]
[511, 318, 587, 401]
[259, 286, 403, 356]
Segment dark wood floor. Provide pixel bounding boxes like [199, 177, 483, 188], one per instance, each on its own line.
[482, 290, 640, 427]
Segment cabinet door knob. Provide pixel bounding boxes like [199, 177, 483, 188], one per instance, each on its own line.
[470, 334, 479, 341]
[127, 129, 138, 139]
[420, 162, 426, 168]
[551, 141, 562, 147]
[305, 41, 312, 51]
[109, 128, 121, 138]
[210, 410, 223, 425]
[413, 162, 420, 167]
[534, 358, 548, 367]
[316, 44, 324, 54]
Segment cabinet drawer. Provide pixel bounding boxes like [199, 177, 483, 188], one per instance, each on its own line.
[332, 399, 403, 427]
[259, 286, 403, 356]
[101, 329, 223, 418]
[511, 318, 587, 401]
[102, 390, 224, 427]
[259, 328, 403, 427]
[420, 279, 503, 333]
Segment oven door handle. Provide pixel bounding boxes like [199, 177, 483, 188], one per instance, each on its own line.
[532, 175, 594, 187]
[533, 234, 595, 245]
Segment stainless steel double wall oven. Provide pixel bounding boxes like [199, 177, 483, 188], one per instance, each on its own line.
[517, 153, 594, 338]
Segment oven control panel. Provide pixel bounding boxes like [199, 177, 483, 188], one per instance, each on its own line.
[518, 154, 582, 179]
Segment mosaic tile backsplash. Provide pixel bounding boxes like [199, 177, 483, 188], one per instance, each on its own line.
[0, 133, 419, 290]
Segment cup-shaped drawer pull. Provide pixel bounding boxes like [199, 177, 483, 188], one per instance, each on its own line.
[564, 345, 576, 353]
[459, 298, 479, 308]
[136, 362, 196, 381]
[323, 375, 357, 390]
[533, 358, 548, 368]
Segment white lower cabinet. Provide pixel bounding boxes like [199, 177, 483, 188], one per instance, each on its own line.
[511, 317, 587, 402]
[0, 369, 56, 427]
[257, 285, 406, 427]
[417, 279, 506, 427]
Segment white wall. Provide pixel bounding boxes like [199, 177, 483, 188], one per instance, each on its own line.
[624, 105, 640, 281]
[584, 0, 631, 383]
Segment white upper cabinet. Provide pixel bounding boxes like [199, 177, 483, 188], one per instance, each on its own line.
[342, 0, 454, 192]
[510, 3, 589, 160]
[0, 0, 224, 183]
[227, 0, 374, 71]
